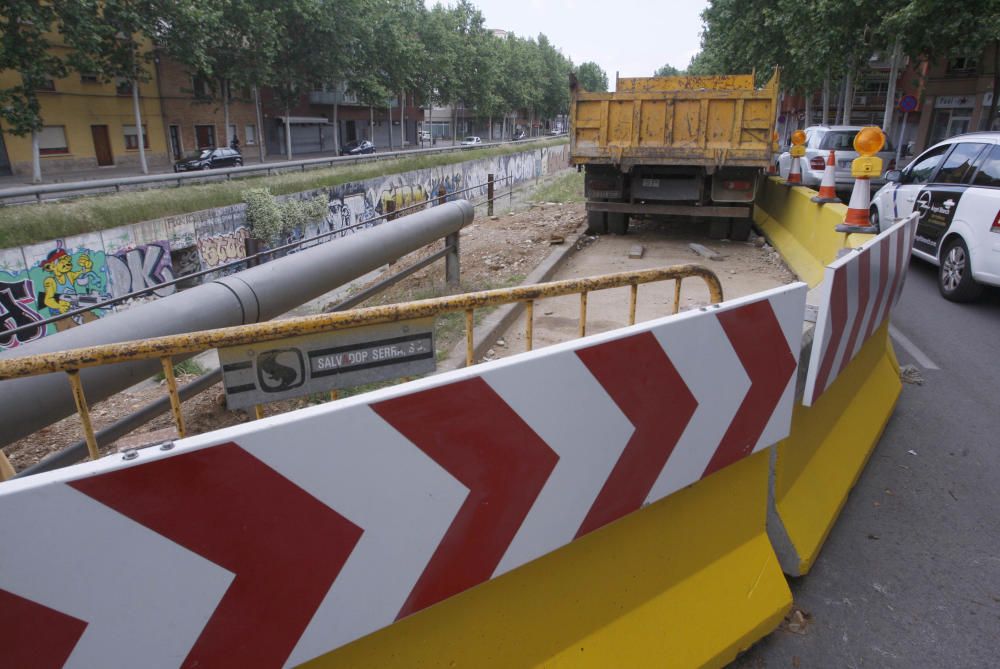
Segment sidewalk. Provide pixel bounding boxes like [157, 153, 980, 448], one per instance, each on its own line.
[0, 138, 487, 189]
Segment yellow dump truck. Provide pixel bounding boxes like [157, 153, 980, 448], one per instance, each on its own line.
[570, 70, 780, 239]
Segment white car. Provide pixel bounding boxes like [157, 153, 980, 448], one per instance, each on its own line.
[870, 131, 1000, 302]
[460, 136, 482, 146]
[777, 125, 898, 189]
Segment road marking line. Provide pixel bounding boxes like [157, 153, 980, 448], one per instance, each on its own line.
[889, 324, 939, 370]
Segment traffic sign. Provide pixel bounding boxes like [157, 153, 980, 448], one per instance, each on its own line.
[898, 95, 918, 113]
[220, 318, 436, 409]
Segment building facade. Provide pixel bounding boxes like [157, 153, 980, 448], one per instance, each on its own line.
[0, 41, 169, 177]
[913, 50, 998, 154]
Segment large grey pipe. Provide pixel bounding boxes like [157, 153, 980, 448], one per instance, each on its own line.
[0, 200, 474, 447]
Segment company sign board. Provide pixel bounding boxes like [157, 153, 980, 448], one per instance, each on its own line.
[220, 318, 436, 409]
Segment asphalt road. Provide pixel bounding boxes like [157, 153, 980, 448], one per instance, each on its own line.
[734, 258, 1000, 668]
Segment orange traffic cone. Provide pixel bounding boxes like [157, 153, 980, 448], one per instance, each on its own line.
[786, 154, 802, 185]
[835, 175, 877, 233]
[811, 150, 841, 203]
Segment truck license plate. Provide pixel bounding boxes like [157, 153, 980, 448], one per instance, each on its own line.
[642, 178, 660, 188]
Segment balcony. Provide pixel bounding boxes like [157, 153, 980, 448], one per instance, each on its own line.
[309, 89, 399, 107]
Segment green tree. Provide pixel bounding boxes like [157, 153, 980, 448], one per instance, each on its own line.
[575, 61, 608, 92]
[654, 64, 683, 77]
[0, 1, 67, 182]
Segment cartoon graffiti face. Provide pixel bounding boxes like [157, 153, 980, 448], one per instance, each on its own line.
[44, 254, 74, 276]
[78, 254, 93, 272]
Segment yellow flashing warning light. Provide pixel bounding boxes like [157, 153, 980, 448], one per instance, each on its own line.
[853, 126, 885, 156]
[852, 126, 885, 177]
[791, 129, 806, 146]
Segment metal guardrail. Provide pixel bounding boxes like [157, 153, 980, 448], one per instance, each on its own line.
[0, 265, 722, 476]
[0, 135, 566, 204]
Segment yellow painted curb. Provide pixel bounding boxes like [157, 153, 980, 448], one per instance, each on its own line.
[300, 451, 790, 669]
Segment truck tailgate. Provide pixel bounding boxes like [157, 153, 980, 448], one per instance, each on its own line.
[571, 71, 779, 169]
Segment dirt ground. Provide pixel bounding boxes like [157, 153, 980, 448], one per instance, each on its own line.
[3, 194, 583, 472]
[3, 182, 794, 474]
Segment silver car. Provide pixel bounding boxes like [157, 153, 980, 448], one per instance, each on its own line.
[777, 125, 898, 189]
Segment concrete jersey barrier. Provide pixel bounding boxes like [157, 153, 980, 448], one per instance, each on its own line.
[0, 282, 805, 668]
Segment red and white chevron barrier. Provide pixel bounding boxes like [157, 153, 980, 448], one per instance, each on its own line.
[802, 213, 918, 406]
[0, 283, 806, 668]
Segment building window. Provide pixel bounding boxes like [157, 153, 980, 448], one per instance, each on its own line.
[80, 73, 98, 84]
[116, 77, 133, 96]
[38, 126, 69, 155]
[947, 57, 978, 74]
[245, 124, 256, 145]
[37, 78, 56, 92]
[123, 124, 149, 150]
[195, 124, 216, 149]
[192, 75, 211, 99]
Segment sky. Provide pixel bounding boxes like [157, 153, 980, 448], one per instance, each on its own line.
[443, 0, 709, 82]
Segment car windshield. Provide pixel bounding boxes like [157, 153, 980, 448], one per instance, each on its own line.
[819, 130, 893, 152]
[464, 137, 477, 142]
[199, 149, 213, 159]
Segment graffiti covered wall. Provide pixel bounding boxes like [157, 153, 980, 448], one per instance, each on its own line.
[0, 143, 571, 348]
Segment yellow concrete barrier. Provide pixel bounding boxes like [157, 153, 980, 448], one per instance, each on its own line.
[754, 175, 904, 576]
[767, 322, 901, 575]
[754, 176, 869, 288]
[301, 452, 791, 669]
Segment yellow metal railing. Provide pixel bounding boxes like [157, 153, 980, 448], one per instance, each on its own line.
[0, 265, 723, 474]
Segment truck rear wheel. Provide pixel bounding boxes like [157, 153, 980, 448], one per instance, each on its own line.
[586, 209, 607, 235]
[708, 218, 730, 240]
[608, 211, 629, 235]
[729, 218, 752, 241]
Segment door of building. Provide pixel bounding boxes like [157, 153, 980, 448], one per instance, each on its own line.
[168, 125, 183, 159]
[345, 120, 357, 143]
[0, 131, 10, 176]
[195, 125, 216, 149]
[91, 125, 113, 166]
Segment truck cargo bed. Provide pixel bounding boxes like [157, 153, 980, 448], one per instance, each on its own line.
[570, 71, 780, 170]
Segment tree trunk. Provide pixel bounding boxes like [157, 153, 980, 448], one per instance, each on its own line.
[452, 105, 457, 143]
[842, 67, 854, 125]
[488, 114, 493, 141]
[988, 40, 1000, 130]
[223, 78, 231, 147]
[31, 128, 41, 184]
[882, 38, 902, 135]
[369, 105, 374, 143]
[253, 85, 265, 162]
[822, 72, 830, 125]
[131, 79, 148, 174]
[835, 77, 844, 125]
[333, 98, 339, 154]
[284, 104, 293, 160]
[399, 90, 405, 148]
[386, 103, 392, 150]
[804, 89, 813, 127]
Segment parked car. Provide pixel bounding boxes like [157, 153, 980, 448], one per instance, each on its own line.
[870, 131, 1000, 302]
[513, 129, 526, 140]
[460, 136, 482, 146]
[777, 125, 897, 188]
[173, 147, 242, 172]
[340, 139, 375, 156]
[417, 130, 431, 143]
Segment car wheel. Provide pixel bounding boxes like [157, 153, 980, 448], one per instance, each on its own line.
[869, 206, 881, 232]
[235, 158, 243, 166]
[938, 237, 983, 302]
[201, 164, 211, 171]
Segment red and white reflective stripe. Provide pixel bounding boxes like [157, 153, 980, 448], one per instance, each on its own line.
[803, 213, 918, 406]
[0, 283, 806, 668]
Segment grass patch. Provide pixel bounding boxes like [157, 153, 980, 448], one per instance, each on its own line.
[0, 138, 568, 248]
[153, 358, 207, 381]
[530, 169, 584, 204]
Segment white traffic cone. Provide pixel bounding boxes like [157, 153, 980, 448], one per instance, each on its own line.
[811, 150, 841, 203]
[835, 175, 877, 234]
[786, 154, 802, 185]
